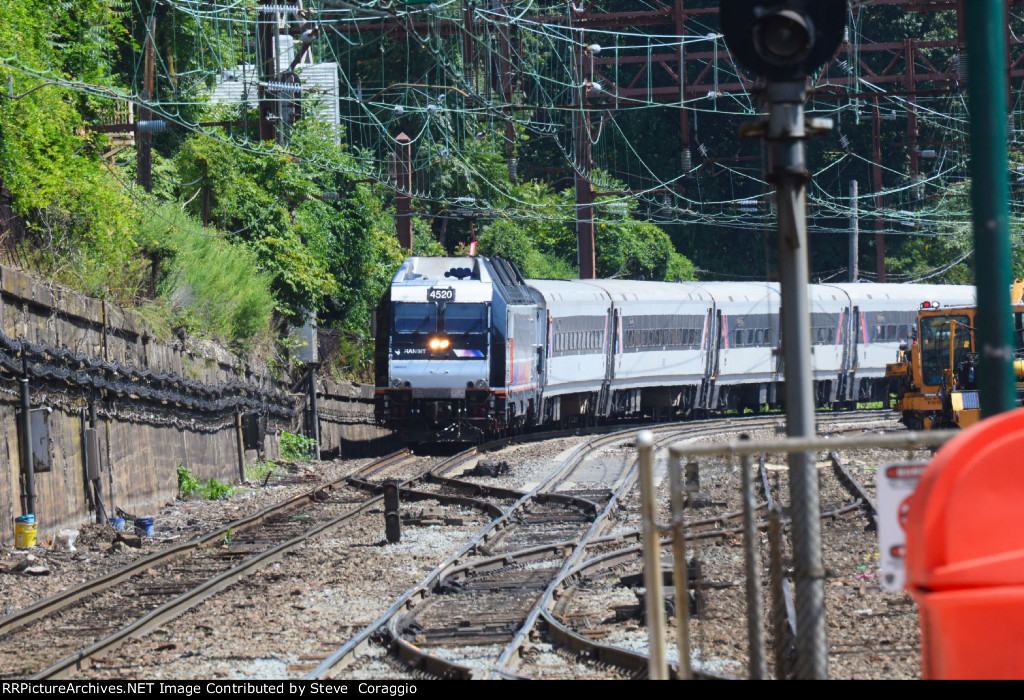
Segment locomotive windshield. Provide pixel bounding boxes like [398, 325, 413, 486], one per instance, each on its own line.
[445, 303, 488, 334]
[920, 314, 971, 386]
[394, 303, 437, 334]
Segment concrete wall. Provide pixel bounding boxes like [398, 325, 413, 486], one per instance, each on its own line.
[0, 266, 295, 545]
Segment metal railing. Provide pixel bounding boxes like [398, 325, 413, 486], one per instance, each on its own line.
[637, 429, 957, 680]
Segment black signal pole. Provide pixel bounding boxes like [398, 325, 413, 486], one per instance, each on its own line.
[723, 0, 848, 680]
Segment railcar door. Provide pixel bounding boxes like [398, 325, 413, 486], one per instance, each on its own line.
[698, 308, 719, 411]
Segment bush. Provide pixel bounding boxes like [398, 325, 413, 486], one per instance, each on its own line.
[138, 205, 276, 346]
[279, 431, 317, 461]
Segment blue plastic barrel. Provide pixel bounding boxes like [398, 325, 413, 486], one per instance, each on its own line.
[135, 517, 155, 537]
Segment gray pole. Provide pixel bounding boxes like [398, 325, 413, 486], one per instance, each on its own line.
[739, 436, 765, 679]
[764, 80, 827, 679]
[20, 372, 34, 517]
[309, 367, 321, 461]
[849, 180, 859, 282]
[637, 430, 668, 680]
[668, 450, 693, 680]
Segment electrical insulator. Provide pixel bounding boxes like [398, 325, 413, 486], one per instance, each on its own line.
[508, 157, 518, 183]
[681, 148, 692, 172]
[954, 52, 970, 82]
[264, 81, 301, 93]
[135, 120, 167, 133]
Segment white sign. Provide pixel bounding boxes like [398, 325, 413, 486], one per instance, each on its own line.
[877, 462, 928, 591]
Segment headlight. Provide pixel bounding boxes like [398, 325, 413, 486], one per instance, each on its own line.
[392, 378, 402, 388]
[475, 379, 488, 388]
[428, 337, 451, 351]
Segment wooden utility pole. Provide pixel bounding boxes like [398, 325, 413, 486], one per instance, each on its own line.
[574, 33, 596, 280]
[258, 1, 278, 143]
[137, 16, 156, 192]
[395, 133, 413, 251]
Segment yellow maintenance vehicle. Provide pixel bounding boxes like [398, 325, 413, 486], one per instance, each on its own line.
[886, 280, 1024, 429]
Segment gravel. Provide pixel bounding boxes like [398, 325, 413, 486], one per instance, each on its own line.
[1, 417, 929, 680]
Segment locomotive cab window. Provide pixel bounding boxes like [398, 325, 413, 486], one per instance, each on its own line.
[394, 303, 437, 334]
[444, 303, 488, 335]
[920, 314, 971, 387]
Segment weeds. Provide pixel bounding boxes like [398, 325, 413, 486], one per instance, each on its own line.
[280, 431, 317, 461]
[245, 460, 278, 486]
[177, 464, 235, 501]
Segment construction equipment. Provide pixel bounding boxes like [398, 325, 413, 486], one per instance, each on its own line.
[886, 282, 1024, 429]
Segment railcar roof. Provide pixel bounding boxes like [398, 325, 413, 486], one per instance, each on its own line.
[392, 256, 489, 285]
[577, 279, 713, 302]
[690, 281, 780, 304]
[527, 279, 611, 304]
[827, 283, 976, 305]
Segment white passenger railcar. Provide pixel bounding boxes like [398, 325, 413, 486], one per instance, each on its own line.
[375, 256, 976, 441]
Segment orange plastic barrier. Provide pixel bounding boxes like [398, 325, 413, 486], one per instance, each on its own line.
[904, 408, 1024, 679]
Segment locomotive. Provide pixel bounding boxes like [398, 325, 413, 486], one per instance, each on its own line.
[374, 256, 976, 442]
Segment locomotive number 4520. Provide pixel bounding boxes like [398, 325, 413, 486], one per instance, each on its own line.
[428, 287, 456, 302]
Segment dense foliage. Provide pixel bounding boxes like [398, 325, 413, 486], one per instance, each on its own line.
[2, 1, 1020, 379]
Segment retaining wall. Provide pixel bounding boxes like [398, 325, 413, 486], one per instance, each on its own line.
[0, 266, 294, 545]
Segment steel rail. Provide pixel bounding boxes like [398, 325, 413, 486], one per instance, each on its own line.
[305, 423, 652, 679]
[828, 451, 879, 527]
[0, 448, 413, 640]
[487, 416, 804, 678]
[29, 447, 486, 680]
[309, 412, 894, 679]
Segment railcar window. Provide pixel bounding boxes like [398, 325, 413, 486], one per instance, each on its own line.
[394, 303, 437, 334]
[445, 303, 488, 334]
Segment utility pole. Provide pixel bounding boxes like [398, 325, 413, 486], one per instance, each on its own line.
[849, 180, 858, 282]
[965, 1, 1017, 417]
[395, 133, 413, 252]
[574, 30, 596, 280]
[137, 16, 156, 192]
[258, 1, 278, 143]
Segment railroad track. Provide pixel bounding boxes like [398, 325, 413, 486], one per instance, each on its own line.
[3, 426, 621, 680]
[4, 411, 901, 681]
[0, 449, 436, 680]
[310, 412, 895, 679]
[522, 415, 904, 680]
